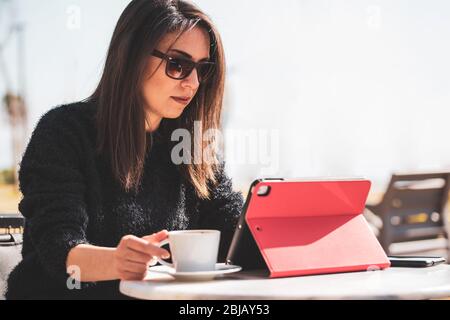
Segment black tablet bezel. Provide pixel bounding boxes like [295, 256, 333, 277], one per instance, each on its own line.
[226, 178, 285, 272]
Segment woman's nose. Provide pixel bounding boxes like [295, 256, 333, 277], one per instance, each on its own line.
[181, 68, 200, 90]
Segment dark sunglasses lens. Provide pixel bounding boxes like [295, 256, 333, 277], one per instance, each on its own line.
[198, 63, 215, 81]
[166, 57, 214, 82]
[166, 59, 194, 79]
[166, 60, 183, 78]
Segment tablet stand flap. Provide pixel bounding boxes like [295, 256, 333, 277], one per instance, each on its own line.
[245, 180, 390, 278]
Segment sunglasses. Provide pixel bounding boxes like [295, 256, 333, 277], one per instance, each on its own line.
[152, 49, 215, 83]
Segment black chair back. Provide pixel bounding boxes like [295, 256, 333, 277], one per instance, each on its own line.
[367, 172, 450, 255]
[0, 214, 24, 300]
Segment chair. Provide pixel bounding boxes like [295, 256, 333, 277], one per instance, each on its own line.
[0, 214, 24, 300]
[366, 172, 450, 259]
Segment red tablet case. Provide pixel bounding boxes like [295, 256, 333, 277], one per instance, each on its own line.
[244, 179, 390, 278]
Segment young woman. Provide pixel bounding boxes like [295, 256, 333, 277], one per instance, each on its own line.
[6, 0, 244, 299]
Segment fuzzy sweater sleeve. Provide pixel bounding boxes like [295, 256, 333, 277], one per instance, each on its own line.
[18, 108, 90, 284]
[196, 162, 244, 262]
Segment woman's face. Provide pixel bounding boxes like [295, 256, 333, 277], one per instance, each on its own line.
[142, 27, 211, 131]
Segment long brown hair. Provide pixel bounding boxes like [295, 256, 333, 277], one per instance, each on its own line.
[88, 0, 226, 199]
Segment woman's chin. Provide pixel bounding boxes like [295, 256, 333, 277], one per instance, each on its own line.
[164, 109, 185, 119]
[165, 105, 188, 118]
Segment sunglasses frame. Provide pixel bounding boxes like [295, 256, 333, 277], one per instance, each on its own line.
[152, 49, 215, 83]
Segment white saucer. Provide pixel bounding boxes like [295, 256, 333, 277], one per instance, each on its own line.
[148, 263, 242, 281]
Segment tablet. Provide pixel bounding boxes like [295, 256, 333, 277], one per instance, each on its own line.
[226, 178, 391, 277]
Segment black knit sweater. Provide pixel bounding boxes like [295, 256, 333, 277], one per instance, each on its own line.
[6, 101, 244, 300]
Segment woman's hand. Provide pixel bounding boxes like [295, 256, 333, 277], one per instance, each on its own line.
[113, 230, 170, 281]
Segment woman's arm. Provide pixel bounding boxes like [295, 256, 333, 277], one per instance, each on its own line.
[19, 107, 169, 284]
[66, 244, 117, 282]
[19, 108, 92, 285]
[66, 231, 170, 282]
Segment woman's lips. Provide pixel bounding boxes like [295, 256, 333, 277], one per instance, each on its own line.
[171, 97, 190, 105]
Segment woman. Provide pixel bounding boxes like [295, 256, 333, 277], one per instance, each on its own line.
[6, 0, 244, 299]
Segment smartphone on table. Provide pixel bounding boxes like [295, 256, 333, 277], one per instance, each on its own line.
[388, 256, 446, 268]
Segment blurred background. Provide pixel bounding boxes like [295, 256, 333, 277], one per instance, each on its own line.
[0, 0, 450, 213]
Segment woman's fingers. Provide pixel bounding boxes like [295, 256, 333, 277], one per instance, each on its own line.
[123, 234, 170, 259]
[122, 260, 149, 274]
[125, 248, 153, 264]
[116, 234, 169, 281]
[120, 270, 146, 281]
[142, 230, 169, 244]
[141, 230, 170, 259]
[148, 256, 158, 266]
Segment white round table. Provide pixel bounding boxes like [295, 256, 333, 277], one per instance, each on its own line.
[120, 264, 450, 300]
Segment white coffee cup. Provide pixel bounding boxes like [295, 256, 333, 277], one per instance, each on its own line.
[157, 230, 221, 272]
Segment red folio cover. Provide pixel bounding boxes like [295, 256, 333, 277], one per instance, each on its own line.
[244, 179, 391, 278]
